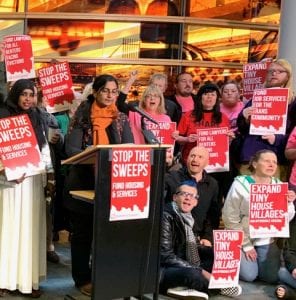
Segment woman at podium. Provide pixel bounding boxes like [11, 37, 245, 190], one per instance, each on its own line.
[64, 74, 134, 297]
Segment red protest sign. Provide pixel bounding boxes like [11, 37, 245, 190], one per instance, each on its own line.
[0, 115, 43, 181]
[37, 61, 74, 113]
[243, 61, 270, 103]
[209, 230, 243, 289]
[110, 147, 151, 221]
[249, 183, 289, 238]
[4, 35, 35, 81]
[250, 88, 288, 135]
[145, 121, 176, 155]
[197, 127, 229, 173]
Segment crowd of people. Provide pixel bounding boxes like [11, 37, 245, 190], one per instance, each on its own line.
[0, 58, 296, 299]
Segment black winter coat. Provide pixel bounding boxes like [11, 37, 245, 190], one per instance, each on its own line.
[64, 97, 134, 213]
[164, 167, 219, 242]
[160, 202, 201, 269]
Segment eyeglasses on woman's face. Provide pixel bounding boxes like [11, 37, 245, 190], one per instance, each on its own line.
[145, 93, 161, 99]
[20, 92, 34, 98]
[99, 88, 119, 96]
[267, 69, 287, 75]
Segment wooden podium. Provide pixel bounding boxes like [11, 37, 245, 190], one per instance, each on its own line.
[63, 145, 168, 300]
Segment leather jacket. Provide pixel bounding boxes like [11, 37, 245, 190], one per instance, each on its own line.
[160, 202, 201, 270]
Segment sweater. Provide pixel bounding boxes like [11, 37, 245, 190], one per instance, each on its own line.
[222, 175, 295, 251]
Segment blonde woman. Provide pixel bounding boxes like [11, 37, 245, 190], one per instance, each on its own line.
[117, 84, 171, 144]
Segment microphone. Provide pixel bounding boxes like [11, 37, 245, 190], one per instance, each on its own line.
[127, 103, 159, 125]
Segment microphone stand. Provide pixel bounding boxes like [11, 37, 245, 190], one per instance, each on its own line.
[141, 116, 160, 145]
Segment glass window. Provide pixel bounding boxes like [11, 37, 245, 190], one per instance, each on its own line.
[28, 20, 182, 60]
[188, 0, 281, 24]
[106, 0, 180, 16]
[27, 0, 181, 15]
[184, 66, 243, 91]
[184, 25, 278, 64]
[28, 20, 104, 57]
[0, 0, 24, 12]
[248, 30, 278, 62]
[28, 0, 106, 13]
[0, 20, 24, 40]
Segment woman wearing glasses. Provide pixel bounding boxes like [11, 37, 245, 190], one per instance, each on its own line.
[64, 74, 134, 297]
[236, 59, 293, 180]
[117, 82, 171, 144]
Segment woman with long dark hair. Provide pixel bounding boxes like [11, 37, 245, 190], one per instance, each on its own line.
[175, 83, 233, 228]
[64, 74, 134, 297]
[175, 83, 231, 164]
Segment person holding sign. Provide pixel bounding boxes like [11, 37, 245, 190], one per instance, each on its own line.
[64, 74, 134, 297]
[117, 83, 172, 144]
[175, 83, 234, 226]
[222, 149, 296, 284]
[0, 79, 64, 298]
[237, 59, 294, 179]
[176, 83, 232, 164]
[160, 180, 242, 299]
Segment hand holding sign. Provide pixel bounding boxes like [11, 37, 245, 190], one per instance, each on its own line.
[261, 134, 276, 145]
[287, 189, 296, 203]
[242, 106, 256, 120]
[0, 115, 43, 180]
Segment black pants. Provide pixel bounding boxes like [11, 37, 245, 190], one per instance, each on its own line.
[159, 267, 209, 294]
[68, 210, 93, 287]
[159, 246, 214, 295]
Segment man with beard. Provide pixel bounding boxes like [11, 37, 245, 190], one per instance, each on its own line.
[237, 58, 293, 180]
[169, 72, 196, 122]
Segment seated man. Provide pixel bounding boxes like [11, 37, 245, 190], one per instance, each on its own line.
[165, 146, 220, 245]
[160, 180, 242, 299]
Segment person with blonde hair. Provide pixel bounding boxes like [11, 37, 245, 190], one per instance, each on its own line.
[237, 58, 294, 179]
[149, 73, 180, 123]
[117, 83, 172, 144]
[223, 149, 296, 284]
[265, 58, 294, 103]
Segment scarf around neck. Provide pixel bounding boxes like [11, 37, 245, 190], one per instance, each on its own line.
[172, 202, 200, 267]
[91, 101, 118, 145]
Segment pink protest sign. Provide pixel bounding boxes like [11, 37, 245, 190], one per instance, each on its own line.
[37, 61, 74, 113]
[197, 127, 229, 173]
[145, 121, 176, 155]
[249, 183, 289, 238]
[0, 115, 43, 181]
[243, 61, 270, 103]
[209, 230, 243, 289]
[4, 35, 35, 81]
[110, 147, 151, 221]
[250, 88, 288, 135]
